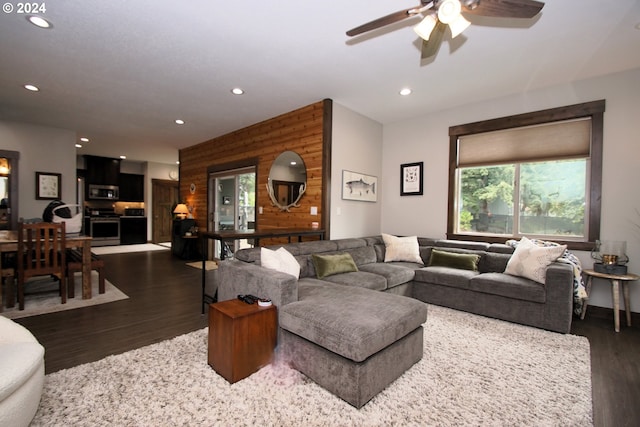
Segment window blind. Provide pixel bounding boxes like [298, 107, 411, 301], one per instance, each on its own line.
[458, 118, 591, 167]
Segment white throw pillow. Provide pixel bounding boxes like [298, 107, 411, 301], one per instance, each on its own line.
[260, 247, 300, 279]
[504, 236, 566, 284]
[381, 233, 423, 264]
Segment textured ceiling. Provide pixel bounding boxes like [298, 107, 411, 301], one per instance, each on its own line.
[1, 0, 639, 165]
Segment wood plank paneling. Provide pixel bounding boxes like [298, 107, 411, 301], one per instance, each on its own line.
[179, 100, 330, 238]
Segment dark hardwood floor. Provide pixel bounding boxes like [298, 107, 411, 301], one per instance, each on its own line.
[11, 250, 640, 426]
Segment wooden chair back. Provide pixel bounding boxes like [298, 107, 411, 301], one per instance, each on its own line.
[17, 221, 67, 309]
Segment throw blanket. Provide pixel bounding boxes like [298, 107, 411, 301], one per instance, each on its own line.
[506, 239, 588, 315]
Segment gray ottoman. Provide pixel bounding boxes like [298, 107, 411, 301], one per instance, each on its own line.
[279, 281, 428, 408]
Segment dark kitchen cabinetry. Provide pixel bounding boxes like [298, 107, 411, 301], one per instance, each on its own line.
[84, 155, 121, 186]
[119, 173, 144, 202]
[120, 217, 147, 245]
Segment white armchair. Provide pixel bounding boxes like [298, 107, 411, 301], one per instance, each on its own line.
[0, 316, 45, 427]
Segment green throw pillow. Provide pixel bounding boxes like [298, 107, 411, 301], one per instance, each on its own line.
[428, 249, 480, 271]
[312, 253, 358, 279]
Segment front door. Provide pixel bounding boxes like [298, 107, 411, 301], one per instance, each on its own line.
[152, 179, 179, 243]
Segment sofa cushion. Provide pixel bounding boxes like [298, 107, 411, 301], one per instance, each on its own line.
[504, 237, 566, 284]
[280, 281, 428, 362]
[283, 240, 339, 256]
[478, 252, 511, 273]
[334, 238, 367, 250]
[312, 253, 358, 279]
[413, 266, 478, 290]
[381, 234, 423, 264]
[434, 239, 490, 251]
[469, 272, 546, 303]
[358, 263, 416, 289]
[344, 246, 377, 266]
[260, 247, 300, 279]
[321, 271, 387, 291]
[427, 249, 480, 271]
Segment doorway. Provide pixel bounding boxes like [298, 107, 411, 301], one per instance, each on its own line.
[0, 150, 19, 231]
[207, 167, 256, 258]
[152, 179, 179, 243]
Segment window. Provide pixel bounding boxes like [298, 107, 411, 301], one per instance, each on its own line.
[447, 100, 605, 250]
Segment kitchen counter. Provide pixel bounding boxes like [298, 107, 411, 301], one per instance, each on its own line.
[120, 216, 147, 245]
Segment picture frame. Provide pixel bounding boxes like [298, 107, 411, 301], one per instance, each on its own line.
[36, 172, 61, 200]
[342, 170, 377, 202]
[400, 162, 423, 196]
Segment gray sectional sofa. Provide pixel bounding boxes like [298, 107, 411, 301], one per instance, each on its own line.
[217, 235, 574, 408]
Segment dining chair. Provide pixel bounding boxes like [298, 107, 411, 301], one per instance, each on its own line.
[1, 253, 16, 310]
[17, 221, 67, 310]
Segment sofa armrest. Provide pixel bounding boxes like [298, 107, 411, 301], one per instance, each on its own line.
[543, 262, 574, 333]
[218, 260, 298, 308]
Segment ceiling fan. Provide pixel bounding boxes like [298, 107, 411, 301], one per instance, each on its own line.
[346, 0, 545, 60]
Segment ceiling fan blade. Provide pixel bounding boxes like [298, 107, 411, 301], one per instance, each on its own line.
[346, 6, 424, 37]
[421, 20, 447, 59]
[462, 0, 544, 19]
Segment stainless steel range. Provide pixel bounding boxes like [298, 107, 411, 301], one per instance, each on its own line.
[85, 209, 120, 246]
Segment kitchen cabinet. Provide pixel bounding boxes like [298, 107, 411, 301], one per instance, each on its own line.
[119, 173, 144, 202]
[84, 155, 121, 186]
[120, 217, 147, 245]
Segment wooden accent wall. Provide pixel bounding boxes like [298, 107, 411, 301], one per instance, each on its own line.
[178, 99, 332, 240]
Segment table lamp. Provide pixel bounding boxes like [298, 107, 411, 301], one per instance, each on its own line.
[173, 203, 189, 220]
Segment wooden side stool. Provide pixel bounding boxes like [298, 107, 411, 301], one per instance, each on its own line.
[66, 249, 105, 297]
[581, 269, 639, 332]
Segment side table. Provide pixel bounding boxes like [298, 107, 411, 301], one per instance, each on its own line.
[207, 299, 277, 383]
[581, 269, 639, 332]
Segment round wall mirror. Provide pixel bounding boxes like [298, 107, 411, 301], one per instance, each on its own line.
[266, 151, 307, 211]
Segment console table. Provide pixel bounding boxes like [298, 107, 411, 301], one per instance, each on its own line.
[200, 228, 324, 313]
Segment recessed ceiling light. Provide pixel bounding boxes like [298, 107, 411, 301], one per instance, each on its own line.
[175, 119, 185, 125]
[399, 88, 412, 96]
[75, 144, 82, 148]
[80, 137, 89, 142]
[24, 84, 39, 92]
[231, 88, 245, 95]
[120, 155, 127, 159]
[27, 15, 52, 29]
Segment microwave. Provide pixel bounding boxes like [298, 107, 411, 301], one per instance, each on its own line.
[88, 184, 119, 200]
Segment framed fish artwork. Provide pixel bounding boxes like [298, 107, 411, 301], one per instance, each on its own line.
[400, 162, 423, 196]
[342, 170, 377, 202]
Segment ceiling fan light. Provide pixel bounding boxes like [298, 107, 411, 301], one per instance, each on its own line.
[437, 0, 462, 25]
[414, 14, 437, 41]
[448, 14, 471, 38]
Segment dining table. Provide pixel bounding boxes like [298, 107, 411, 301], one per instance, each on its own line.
[0, 230, 94, 309]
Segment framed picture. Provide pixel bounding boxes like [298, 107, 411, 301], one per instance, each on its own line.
[400, 162, 423, 196]
[36, 172, 61, 200]
[342, 170, 377, 202]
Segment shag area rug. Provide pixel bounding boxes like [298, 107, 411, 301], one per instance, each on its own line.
[32, 305, 592, 426]
[1, 272, 128, 320]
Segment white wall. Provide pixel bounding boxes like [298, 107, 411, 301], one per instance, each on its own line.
[330, 102, 383, 239]
[0, 121, 76, 219]
[381, 67, 640, 312]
